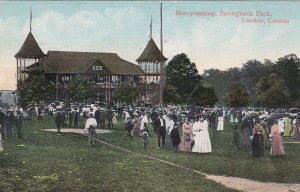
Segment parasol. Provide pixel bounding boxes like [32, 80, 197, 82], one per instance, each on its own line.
[242, 112, 260, 121]
[265, 112, 288, 120]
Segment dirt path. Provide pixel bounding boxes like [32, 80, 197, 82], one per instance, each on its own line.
[42, 128, 112, 134]
[42, 128, 300, 192]
[206, 175, 300, 192]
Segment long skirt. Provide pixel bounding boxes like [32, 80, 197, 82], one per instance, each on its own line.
[271, 133, 285, 156]
[252, 134, 264, 157]
[293, 127, 300, 140]
[165, 133, 173, 150]
[0, 135, 3, 152]
[180, 133, 192, 152]
[240, 128, 252, 148]
[132, 122, 142, 137]
[191, 131, 212, 153]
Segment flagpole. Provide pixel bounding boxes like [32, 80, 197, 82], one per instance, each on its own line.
[159, 3, 165, 107]
[150, 15, 152, 38]
[30, 7, 32, 32]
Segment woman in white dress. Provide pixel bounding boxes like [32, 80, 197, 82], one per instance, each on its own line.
[230, 114, 234, 123]
[278, 118, 285, 136]
[217, 115, 224, 131]
[192, 117, 212, 153]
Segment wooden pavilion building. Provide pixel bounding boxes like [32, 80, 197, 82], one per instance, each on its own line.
[15, 11, 167, 105]
[23, 49, 145, 104]
[136, 37, 167, 104]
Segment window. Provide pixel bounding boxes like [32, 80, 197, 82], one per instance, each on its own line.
[92, 65, 103, 71]
[61, 75, 70, 82]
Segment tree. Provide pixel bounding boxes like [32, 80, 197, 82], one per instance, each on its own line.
[256, 73, 291, 107]
[163, 84, 182, 105]
[113, 84, 138, 105]
[68, 76, 94, 103]
[240, 59, 264, 105]
[166, 53, 201, 103]
[17, 69, 54, 107]
[188, 84, 218, 107]
[273, 54, 300, 104]
[226, 85, 249, 107]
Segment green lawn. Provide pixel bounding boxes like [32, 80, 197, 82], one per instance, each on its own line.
[1, 116, 300, 192]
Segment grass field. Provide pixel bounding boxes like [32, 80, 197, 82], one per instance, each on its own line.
[1, 116, 300, 192]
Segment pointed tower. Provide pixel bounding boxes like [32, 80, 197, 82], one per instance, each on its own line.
[15, 9, 45, 81]
[136, 36, 167, 104]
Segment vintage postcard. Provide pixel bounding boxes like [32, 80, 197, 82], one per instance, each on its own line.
[0, 1, 300, 191]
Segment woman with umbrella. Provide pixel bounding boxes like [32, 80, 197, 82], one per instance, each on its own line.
[240, 117, 255, 148]
[239, 113, 260, 147]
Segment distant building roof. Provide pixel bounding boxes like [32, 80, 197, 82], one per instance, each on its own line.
[15, 32, 45, 59]
[27, 51, 144, 75]
[136, 37, 167, 62]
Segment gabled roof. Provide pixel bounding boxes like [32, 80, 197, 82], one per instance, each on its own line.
[136, 37, 167, 62]
[15, 32, 45, 59]
[32, 51, 144, 75]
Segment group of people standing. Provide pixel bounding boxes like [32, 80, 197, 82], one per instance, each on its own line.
[239, 116, 300, 157]
[0, 107, 24, 140]
[0, 107, 24, 152]
[54, 105, 116, 134]
[124, 108, 212, 153]
[251, 119, 287, 157]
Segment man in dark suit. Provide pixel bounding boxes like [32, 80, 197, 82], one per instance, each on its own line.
[55, 110, 64, 134]
[6, 110, 14, 139]
[107, 108, 114, 129]
[0, 108, 6, 140]
[157, 114, 166, 148]
[74, 108, 79, 128]
[99, 109, 106, 129]
[94, 108, 101, 128]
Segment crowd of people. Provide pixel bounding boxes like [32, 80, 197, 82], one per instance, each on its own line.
[0, 102, 299, 157]
[117, 106, 300, 156]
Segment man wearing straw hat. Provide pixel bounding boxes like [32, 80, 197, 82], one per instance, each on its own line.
[85, 113, 97, 146]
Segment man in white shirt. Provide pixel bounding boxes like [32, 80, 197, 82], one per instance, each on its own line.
[85, 113, 97, 146]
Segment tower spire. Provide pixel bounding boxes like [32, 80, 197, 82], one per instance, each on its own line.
[30, 7, 32, 32]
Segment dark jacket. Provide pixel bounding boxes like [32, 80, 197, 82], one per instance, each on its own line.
[0, 111, 5, 124]
[171, 125, 181, 146]
[107, 110, 114, 119]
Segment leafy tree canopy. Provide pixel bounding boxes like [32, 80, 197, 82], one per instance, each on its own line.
[17, 69, 54, 107]
[166, 53, 201, 102]
[256, 73, 291, 108]
[226, 85, 249, 108]
[113, 84, 138, 105]
[188, 84, 218, 107]
[68, 76, 94, 103]
[163, 84, 182, 105]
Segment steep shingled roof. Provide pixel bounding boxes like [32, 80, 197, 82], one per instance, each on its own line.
[33, 51, 144, 75]
[15, 32, 45, 58]
[136, 37, 167, 62]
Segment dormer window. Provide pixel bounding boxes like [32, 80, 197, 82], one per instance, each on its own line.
[92, 65, 102, 71]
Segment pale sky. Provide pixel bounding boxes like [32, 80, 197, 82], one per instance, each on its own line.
[0, 1, 300, 90]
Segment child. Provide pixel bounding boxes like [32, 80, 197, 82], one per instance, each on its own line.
[142, 130, 149, 150]
[142, 123, 149, 150]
